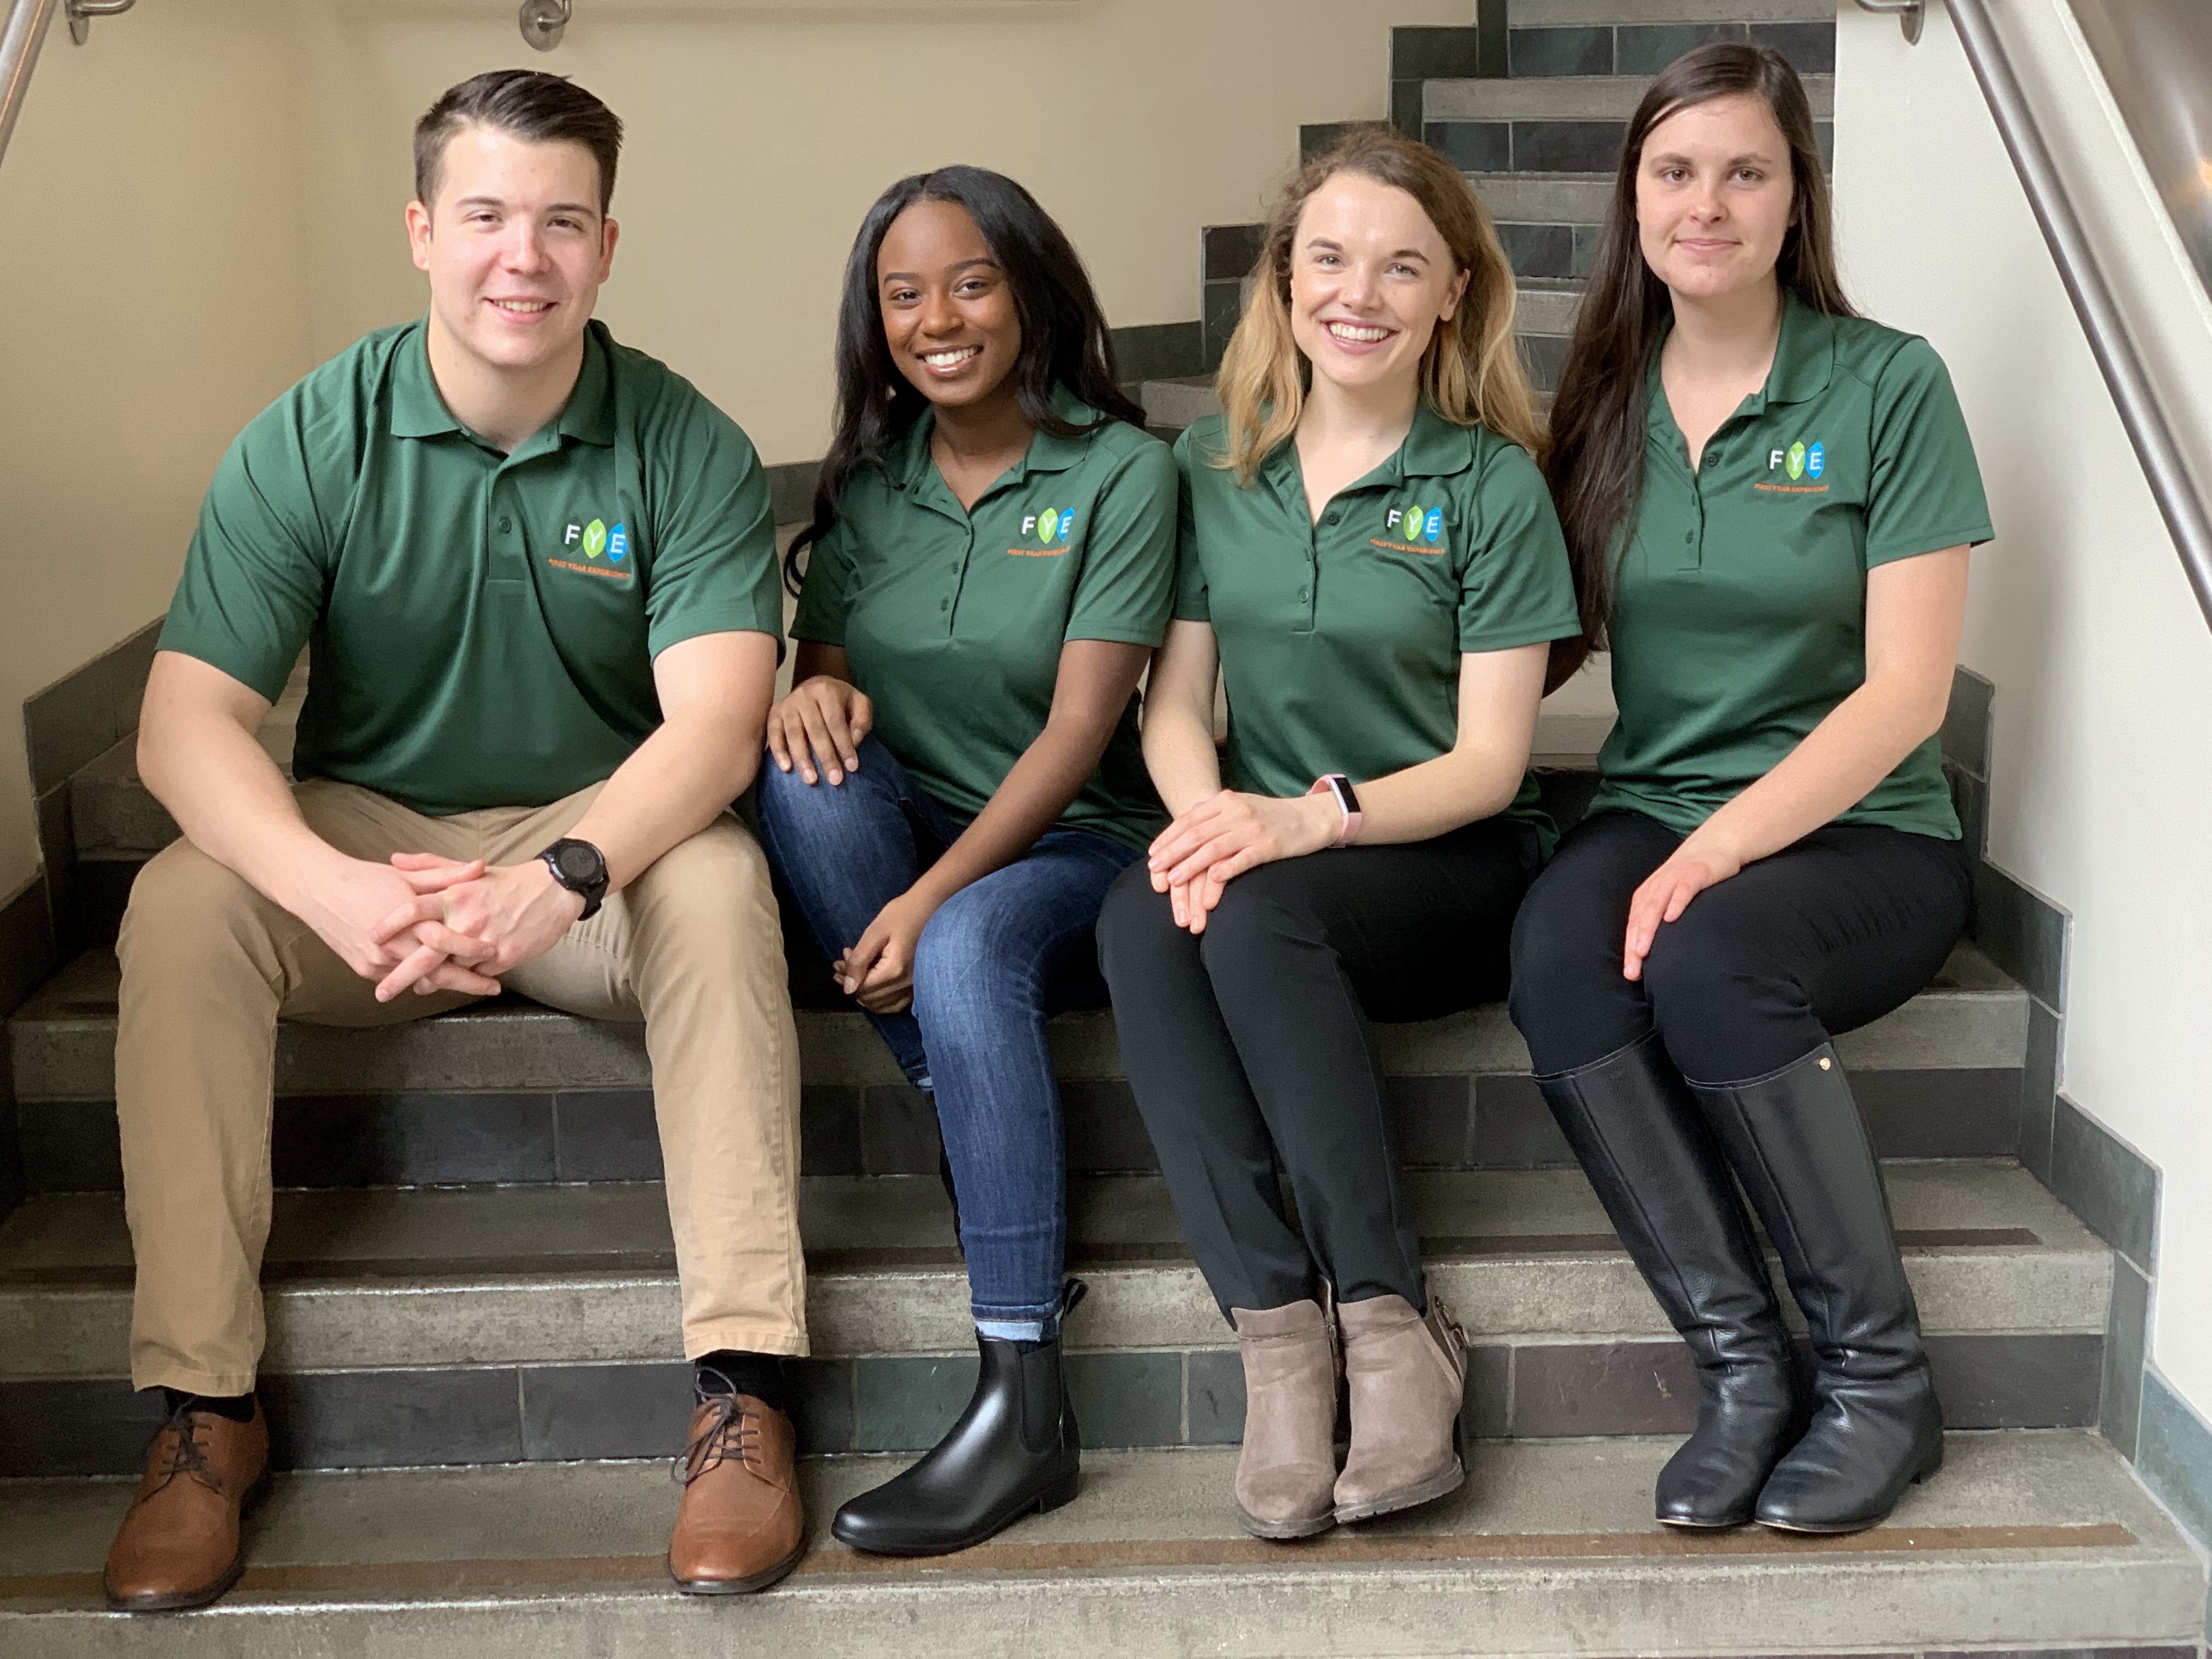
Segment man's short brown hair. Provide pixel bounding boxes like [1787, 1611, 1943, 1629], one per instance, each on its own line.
[413, 69, 624, 215]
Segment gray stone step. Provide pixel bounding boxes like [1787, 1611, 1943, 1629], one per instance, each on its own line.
[1511, 0, 1834, 25]
[1429, 73, 1835, 122]
[0, 1164, 2111, 1472]
[1, 1434, 2199, 1655]
[6, 943, 2033, 1198]
[1471, 171, 1613, 229]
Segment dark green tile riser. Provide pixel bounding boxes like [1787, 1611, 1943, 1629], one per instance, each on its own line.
[1750, 19, 1835, 75]
[1509, 26, 1613, 78]
[12, 1066, 2028, 1194]
[0, 1331, 2108, 1475]
[1498, 222, 1576, 281]
[1392, 25, 1485, 81]
[1614, 22, 1745, 77]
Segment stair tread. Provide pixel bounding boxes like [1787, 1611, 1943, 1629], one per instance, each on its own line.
[0, 1165, 2112, 1375]
[5, 943, 2032, 1100]
[1511, 0, 1834, 24]
[1, 1434, 2197, 1654]
[1427, 72, 1833, 122]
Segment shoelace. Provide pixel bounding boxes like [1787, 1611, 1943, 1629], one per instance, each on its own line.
[150, 1400, 221, 1493]
[672, 1389, 763, 1487]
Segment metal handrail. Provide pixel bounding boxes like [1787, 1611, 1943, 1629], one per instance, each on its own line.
[1854, 0, 2212, 630]
[1, 0, 133, 169]
[0, 0, 60, 167]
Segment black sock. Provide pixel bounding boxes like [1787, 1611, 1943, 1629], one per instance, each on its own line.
[694, 1351, 787, 1414]
[160, 1388, 255, 1423]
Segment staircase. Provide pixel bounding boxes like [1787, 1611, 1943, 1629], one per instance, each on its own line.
[3, 3, 2207, 1652]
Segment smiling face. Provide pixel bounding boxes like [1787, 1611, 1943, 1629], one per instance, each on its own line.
[1285, 172, 1469, 399]
[1635, 92, 1795, 303]
[876, 199, 1023, 413]
[405, 123, 617, 379]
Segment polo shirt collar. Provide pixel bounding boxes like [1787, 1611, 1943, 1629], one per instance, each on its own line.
[1256, 398, 1474, 499]
[386, 318, 617, 449]
[887, 382, 1101, 495]
[1646, 290, 1837, 427]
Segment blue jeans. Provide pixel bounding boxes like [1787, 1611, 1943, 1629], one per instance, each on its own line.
[756, 735, 1139, 1327]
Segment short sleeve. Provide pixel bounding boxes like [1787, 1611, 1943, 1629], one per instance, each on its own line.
[641, 400, 784, 659]
[788, 512, 855, 646]
[1170, 427, 1211, 623]
[157, 405, 330, 703]
[1065, 439, 1178, 646]
[1457, 442, 1583, 653]
[1864, 337, 1995, 569]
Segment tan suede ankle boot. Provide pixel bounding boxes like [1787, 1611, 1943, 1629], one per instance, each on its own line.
[1334, 1288, 1468, 1523]
[1231, 1299, 1340, 1539]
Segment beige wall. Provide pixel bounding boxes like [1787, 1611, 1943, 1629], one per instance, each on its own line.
[1835, 4, 2212, 1412]
[0, 0, 1473, 893]
[0, 0, 317, 898]
[290, 0, 1472, 462]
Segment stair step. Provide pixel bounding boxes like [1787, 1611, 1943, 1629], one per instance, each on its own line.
[7, 945, 2031, 1195]
[1426, 73, 1833, 122]
[1470, 171, 1612, 229]
[0, 1164, 2110, 1470]
[1511, 0, 1834, 26]
[8, 943, 2028, 1104]
[1, 1434, 2197, 1655]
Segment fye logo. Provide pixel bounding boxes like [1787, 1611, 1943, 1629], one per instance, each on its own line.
[1019, 506, 1075, 548]
[562, 517, 630, 563]
[1383, 495, 1445, 547]
[1769, 441, 1826, 482]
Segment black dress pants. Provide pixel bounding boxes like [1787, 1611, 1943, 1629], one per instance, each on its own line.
[1097, 819, 1540, 1318]
[1509, 809, 1972, 1084]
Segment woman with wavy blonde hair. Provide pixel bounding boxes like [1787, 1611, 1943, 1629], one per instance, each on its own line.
[1097, 129, 1581, 1539]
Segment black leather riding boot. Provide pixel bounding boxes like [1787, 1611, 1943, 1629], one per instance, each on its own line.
[831, 1282, 1085, 1556]
[1536, 1032, 1800, 1528]
[1690, 1044, 1944, 1533]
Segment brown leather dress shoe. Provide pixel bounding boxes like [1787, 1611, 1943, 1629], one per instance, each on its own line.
[668, 1392, 806, 1594]
[103, 1398, 271, 1612]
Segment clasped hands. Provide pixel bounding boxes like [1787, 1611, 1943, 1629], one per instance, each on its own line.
[1147, 788, 1341, 934]
[293, 849, 586, 1004]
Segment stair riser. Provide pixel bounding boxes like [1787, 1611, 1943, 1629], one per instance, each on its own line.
[1, 1231, 2106, 1375]
[1509, 20, 1835, 79]
[11, 1066, 2028, 1194]
[1426, 117, 1835, 176]
[0, 1329, 2104, 1477]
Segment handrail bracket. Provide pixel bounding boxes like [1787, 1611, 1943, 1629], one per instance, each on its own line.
[1853, 0, 1926, 46]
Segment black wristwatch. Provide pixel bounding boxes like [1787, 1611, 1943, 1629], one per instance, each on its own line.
[538, 838, 609, 920]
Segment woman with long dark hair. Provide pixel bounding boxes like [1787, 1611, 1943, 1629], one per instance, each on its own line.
[1096, 131, 1579, 1539]
[756, 167, 1176, 1554]
[1510, 44, 1993, 1536]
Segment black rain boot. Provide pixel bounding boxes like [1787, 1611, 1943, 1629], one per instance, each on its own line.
[1536, 1032, 1801, 1528]
[831, 1282, 1085, 1556]
[1690, 1044, 1944, 1534]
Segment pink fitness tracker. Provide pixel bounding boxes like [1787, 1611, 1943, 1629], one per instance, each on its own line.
[1308, 774, 1363, 847]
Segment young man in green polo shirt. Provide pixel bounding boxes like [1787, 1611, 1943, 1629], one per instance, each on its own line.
[101, 71, 808, 1611]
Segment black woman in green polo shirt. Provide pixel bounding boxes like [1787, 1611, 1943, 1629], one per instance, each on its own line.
[1096, 131, 1582, 1540]
[1509, 46, 1994, 1538]
[755, 167, 1177, 1556]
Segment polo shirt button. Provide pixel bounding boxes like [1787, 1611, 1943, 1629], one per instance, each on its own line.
[940, 599, 950, 611]
[1297, 588, 1310, 601]
[498, 516, 512, 534]
[1324, 509, 1340, 525]
[1684, 532, 1694, 544]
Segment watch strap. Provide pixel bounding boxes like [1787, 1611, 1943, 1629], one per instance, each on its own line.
[1307, 775, 1363, 848]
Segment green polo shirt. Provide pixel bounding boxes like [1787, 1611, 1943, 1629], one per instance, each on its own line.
[1589, 295, 1995, 839]
[790, 389, 1177, 851]
[160, 319, 781, 816]
[1174, 404, 1582, 852]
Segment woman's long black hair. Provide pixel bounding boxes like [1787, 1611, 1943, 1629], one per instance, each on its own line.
[783, 166, 1146, 592]
[1544, 44, 1851, 681]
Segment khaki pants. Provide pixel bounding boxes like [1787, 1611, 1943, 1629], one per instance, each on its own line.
[115, 778, 805, 1396]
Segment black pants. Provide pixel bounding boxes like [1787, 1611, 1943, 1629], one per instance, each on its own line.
[1097, 819, 1540, 1317]
[1509, 809, 1971, 1084]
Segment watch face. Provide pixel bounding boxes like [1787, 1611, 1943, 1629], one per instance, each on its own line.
[555, 843, 602, 884]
